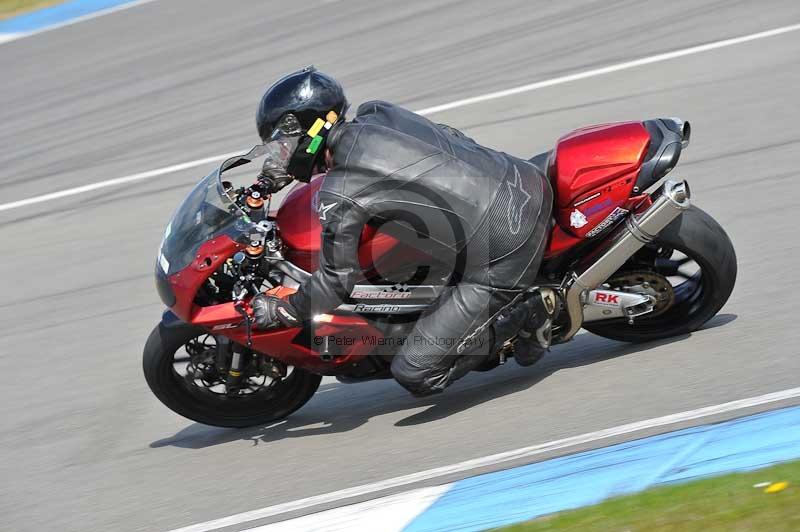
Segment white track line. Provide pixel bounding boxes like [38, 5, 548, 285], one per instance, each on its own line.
[248, 484, 453, 532]
[414, 22, 800, 115]
[168, 386, 800, 532]
[0, 32, 23, 44]
[2, 21, 800, 214]
[0, 0, 161, 46]
[0, 152, 242, 213]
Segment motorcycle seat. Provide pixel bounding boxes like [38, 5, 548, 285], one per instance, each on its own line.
[528, 150, 552, 178]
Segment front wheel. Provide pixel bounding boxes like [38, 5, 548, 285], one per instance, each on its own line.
[583, 205, 737, 342]
[143, 322, 321, 428]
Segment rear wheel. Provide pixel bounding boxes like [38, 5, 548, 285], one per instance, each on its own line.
[143, 323, 321, 427]
[583, 206, 736, 342]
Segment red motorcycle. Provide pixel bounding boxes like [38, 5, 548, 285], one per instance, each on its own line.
[144, 117, 736, 427]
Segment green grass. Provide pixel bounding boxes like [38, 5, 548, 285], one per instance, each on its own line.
[0, 0, 63, 20]
[500, 460, 800, 532]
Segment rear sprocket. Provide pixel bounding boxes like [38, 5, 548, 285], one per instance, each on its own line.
[604, 270, 675, 318]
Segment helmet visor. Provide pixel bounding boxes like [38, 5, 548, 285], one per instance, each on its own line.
[261, 113, 303, 171]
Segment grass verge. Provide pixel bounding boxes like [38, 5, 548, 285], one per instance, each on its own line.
[500, 459, 800, 532]
[0, 0, 63, 20]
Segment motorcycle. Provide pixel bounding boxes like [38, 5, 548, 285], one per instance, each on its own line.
[144, 117, 736, 427]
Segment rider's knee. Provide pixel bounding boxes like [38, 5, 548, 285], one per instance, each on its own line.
[390, 356, 448, 397]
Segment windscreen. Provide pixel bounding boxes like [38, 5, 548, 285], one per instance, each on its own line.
[157, 145, 274, 276]
[158, 169, 239, 275]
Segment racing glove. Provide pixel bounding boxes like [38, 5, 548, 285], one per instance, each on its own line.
[258, 165, 294, 194]
[251, 294, 301, 329]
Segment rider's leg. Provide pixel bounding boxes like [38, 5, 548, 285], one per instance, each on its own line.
[390, 283, 516, 396]
[464, 172, 553, 367]
[392, 169, 554, 393]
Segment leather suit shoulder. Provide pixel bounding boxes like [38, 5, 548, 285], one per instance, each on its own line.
[355, 100, 398, 118]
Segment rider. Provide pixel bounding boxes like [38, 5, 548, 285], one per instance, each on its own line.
[251, 66, 556, 396]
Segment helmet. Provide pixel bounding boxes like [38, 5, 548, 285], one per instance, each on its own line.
[255, 66, 348, 182]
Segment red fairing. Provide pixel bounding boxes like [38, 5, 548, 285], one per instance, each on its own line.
[166, 234, 383, 373]
[550, 121, 650, 241]
[275, 179, 324, 272]
[552, 122, 650, 206]
[544, 225, 583, 259]
[168, 235, 243, 322]
[193, 304, 382, 373]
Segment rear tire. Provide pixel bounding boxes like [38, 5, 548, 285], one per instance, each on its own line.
[143, 322, 321, 428]
[583, 206, 736, 342]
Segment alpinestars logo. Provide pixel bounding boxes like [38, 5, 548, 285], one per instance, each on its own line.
[506, 166, 531, 235]
[318, 200, 337, 222]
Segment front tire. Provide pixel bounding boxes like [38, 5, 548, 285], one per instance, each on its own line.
[143, 322, 321, 428]
[584, 205, 736, 342]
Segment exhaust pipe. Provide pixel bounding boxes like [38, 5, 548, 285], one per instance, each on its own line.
[560, 180, 691, 341]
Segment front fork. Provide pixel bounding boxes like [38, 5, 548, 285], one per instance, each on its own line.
[218, 336, 246, 393]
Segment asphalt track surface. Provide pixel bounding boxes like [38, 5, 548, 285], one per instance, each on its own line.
[2, 1, 800, 530]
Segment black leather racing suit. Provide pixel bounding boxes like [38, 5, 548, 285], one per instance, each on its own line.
[288, 101, 553, 395]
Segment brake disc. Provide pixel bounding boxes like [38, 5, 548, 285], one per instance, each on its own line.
[605, 270, 675, 317]
[186, 342, 220, 385]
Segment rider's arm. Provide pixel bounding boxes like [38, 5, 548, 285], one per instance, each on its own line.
[287, 190, 370, 318]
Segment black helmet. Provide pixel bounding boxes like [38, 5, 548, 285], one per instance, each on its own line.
[255, 66, 348, 182]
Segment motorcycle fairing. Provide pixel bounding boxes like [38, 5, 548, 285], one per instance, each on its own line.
[548, 118, 686, 243]
[156, 148, 387, 373]
[550, 122, 649, 239]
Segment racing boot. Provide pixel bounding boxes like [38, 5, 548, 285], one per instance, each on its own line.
[490, 289, 557, 367]
[513, 288, 558, 367]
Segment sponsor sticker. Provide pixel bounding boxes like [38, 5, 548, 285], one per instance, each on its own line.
[586, 207, 628, 237]
[351, 290, 412, 299]
[570, 209, 589, 228]
[593, 291, 621, 306]
[584, 198, 613, 216]
[354, 303, 402, 313]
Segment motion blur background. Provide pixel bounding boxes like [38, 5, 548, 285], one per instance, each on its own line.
[2, 1, 800, 531]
